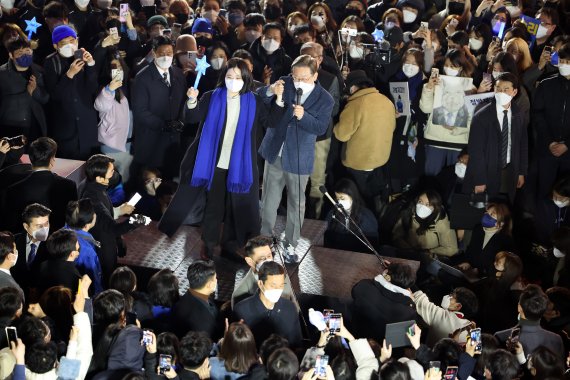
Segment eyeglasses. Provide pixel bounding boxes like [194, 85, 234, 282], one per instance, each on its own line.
[292, 75, 313, 82]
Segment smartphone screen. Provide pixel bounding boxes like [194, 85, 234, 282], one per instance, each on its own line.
[328, 313, 341, 332]
[429, 361, 441, 371]
[314, 355, 329, 377]
[119, 3, 129, 22]
[510, 327, 521, 344]
[470, 328, 482, 352]
[141, 330, 153, 345]
[74, 49, 84, 61]
[322, 309, 334, 323]
[431, 68, 439, 78]
[5, 327, 17, 345]
[110, 27, 119, 38]
[159, 354, 172, 374]
[444, 366, 458, 380]
[219, 8, 228, 18]
[482, 72, 493, 83]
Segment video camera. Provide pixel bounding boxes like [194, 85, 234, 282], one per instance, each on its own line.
[363, 39, 393, 68]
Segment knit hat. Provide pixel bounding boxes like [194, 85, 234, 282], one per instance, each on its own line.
[147, 15, 168, 28]
[191, 17, 213, 35]
[175, 34, 197, 54]
[51, 25, 77, 44]
[396, 0, 425, 12]
[345, 69, 373, 89]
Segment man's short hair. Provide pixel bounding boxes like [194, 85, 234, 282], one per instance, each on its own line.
[25, 342, 58, 374]
[42, 1, 68, 19]
[7, 38, 31, 53]
[66, 199, 95, 230]
[293, 24, 313, 38]
[22, 203, 51, 225]
[537, 7, 559, 26]
[486, 349, 520, 380]
[267, 348, 299, 380]
[300, 42, 324, 56]
[558, 42, 570, 60]
[291, 54, 318, 75]
[258, 261, 284, 283]
[496, 72, 519, 91]
[452, 287, 479, 319]
[388, 263, 416, 289]
[244, 236, 272, 258]
[0, 231, 15, 265]
[259, 334, 289, 364]
[179, 331, 212, 369]
[186, 260, 216, 289]
[152, 35, 173, 50]
[29, 137, 57, 167]
[85, 154, 114, 182]
[263, 22, 285, 39]
[0, 287, 23, 319]
[546, 286, 570, 316]
[520, 284, 549, 321]
[46, 228, 77, 260]
[17, 316, 51, 347]
[232, 49, 254, 64]
[93, 289, 126, 325]
[243, 13, 265, 28]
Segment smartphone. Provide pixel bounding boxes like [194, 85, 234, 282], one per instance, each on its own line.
[158, 354, 172, 374]
[2, 135, 26, 147]
[544, 45, 553, 54]
[407, 323, 415, 337]
[126, 311, 137, 325]
[492, 36, 501, 44]
[314, 355, 329, 377]
[431, 67, 439, 79]
[172, 22, 182, 33]
[444, 366, 459, 380]
[509, 326, 521, 344]
[5, 327, 17, 345]
[119, 3, 129, 22]
[142, 330, 153, 346]
[128, 192, 142, 206]
[73, 49, 84, 61]
[188, 51, 198, 65]
[429, 361, 441, 371]
[420, 21, 428, 31]
[110, 26, 119, 39]
[328, 313, 341, 333]
[163, 28, 172, 37]
[470, 328, 482, 352]
[322, 309, 334, 323]
[482, 72, 493, 83]
[219, 8, 228, 19]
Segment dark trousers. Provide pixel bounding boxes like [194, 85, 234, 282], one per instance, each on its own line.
[201, 168, 237, 251]
[347, 166, 387, 210]
[537, 155, 570, 198]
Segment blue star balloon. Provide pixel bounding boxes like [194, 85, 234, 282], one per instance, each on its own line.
[372, 28, 384, 42]
[25, 17, 42, 40]
[193, 55, 210, 88]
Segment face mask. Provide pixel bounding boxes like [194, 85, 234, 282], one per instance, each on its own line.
[32, 226, 50, 242]
[211, 57, 225, 70]
[402, 63, 420, 78]
[262, 287, 283, 303]
[349, 43, 364, 59]
[469, 38, 483, 51]
[294, 80, 315, 94]
[536, 24, 549, 39]
[111, 68, 123, 81]
[311, 15, 325, 27]
[492, 70, 505, 79]
[448, 1, 465, 15]
[261, 38, 280, 53]
[455, 162, 467, 178]
[74, 0, 90, 8]
[0, 0, 15, 10]
[338, 199, 352, 211]
[228, 13, 244, 27]
[403, 9, 417, 24]
[195, 36, 212, 49]
[155, 56, 173, 69]
[245, 30, 261, 44]
[495, 92, 513, 106]
[15, 54, 33, 68]
[225, 78, 244, 93]
[175, 13, 188, 24]
[97, 0, 111, 9]
[202, 10, 218, 23]
[416, 203, 433, 219]
[440, 295, 451, 310]
[481, 213, 497, 228]
[255, 258, 273, 271]
[553, 247, 566, 258]
[559, 64, 570, 76]
[506, 5, 521, 17]
[385, 21, 395, 30]
[59, 43, 77, 58]
[264, 4, 282, 20]
[553, 199, 570, 208]
[444, 66, 460, 76]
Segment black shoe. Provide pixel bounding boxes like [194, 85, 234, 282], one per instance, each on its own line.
[220, 249, 244, 263]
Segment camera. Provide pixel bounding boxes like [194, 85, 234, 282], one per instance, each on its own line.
[1, 135, 27, 148]
[363, 40, 392, 68]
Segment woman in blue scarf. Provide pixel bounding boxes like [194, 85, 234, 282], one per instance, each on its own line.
[159, 58, 284, 260]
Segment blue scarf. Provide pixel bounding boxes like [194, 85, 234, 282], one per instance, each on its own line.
[394, 70, 424, 104]
[190, 88, 256, 193]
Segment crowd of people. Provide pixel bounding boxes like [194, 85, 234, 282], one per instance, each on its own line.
[1, 0, 570, 378]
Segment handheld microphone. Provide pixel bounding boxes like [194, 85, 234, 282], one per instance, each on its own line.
[295, 87, 303, 106]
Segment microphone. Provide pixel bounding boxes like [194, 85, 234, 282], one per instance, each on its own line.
[295, 87, 303, 106]
[319, 186, 348, 216]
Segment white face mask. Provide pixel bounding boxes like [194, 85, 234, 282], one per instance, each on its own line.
[553, 199, 570, 208]
[495, 92, 513, 106]
[255, 258, 273, 272]
[294, 80, 315, 94]
[0, 0, 15, 11]
[338, 199, 352, 211]
[245, 30, 261, 44]
[440, 294, 451, 310]
[444, 66, 460, 76]
[74, 0, 90, 8]
[416, 203, 433, 219]
[311, 15, 325, 27]
[402, 63, 420, 78]
[559, 64, 570, 76]
[402, 9, 417, 23]
[385, 21, 395, 30]
[553, 247, 566, 258]
[202, 10, 218, 23]
[261, 38, 280, 54]
[32, 226, 50, 242]
[155, 56, 173, 69]
[349, 43, 364, 59]
[455, 162, 467, 178]
[111, 68, 123, 81]
[536, 24, 549, 39]
[10, 250, 18, 267]
[469, 38, 483, 51]
[211, 57, 225, 70]
[262, 287, 283, 304]
[59, 43, 78, 58]
[492, 70, 505, 79]
[225, 78, 244, 93]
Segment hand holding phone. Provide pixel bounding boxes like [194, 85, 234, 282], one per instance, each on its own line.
[159, 354, 172, 374]
[119, 3, 129, 22]
[142, 330, 153, 346]
[470, 328, 482, 353]
[5, 327, 17, 345]
[314, 355, 329, 377]
[328, 313, 341, 333]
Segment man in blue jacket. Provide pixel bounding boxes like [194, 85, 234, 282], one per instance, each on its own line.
[258, 54, 334, 262]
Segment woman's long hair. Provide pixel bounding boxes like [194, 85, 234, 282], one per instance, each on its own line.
[38, 286, 74, 345]
[332, 178, 366, 225]
[402, 189, 445, 236]
[109, 266, 137, 312]
[216, 57, 254, 95]
[219, 323, 259, 374]
[148, 269, 180, 308]
[99, 47, 130, 103]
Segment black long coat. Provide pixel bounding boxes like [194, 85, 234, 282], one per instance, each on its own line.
[158, 90, 282, 244]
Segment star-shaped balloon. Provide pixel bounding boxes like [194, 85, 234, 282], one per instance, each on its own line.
[25, 17, 42, 40]
[193, 55, 210, 89]
[372, 28, 384, 42]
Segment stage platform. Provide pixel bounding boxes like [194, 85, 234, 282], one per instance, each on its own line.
[120, 216, 419, 301]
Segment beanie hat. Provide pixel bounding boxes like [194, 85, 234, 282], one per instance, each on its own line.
[346, 69, 373, 89]
[51, 25, 77, 44]
[396, 0, 425, 12]
[147, 15, 168, 28]
[191, 17, 213, 35]
[175, 34, 197, 54]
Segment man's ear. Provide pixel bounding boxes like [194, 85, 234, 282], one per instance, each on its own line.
[455, 302, 462, 311]
[244, 257, 254, 267]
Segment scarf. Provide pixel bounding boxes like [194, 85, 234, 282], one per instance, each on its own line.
[190, 88, 256, 193]
[394, 69, 424, 104]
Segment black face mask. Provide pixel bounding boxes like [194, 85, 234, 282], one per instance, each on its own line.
[108, 170, 121, 189]
[344, 7, 362, 19]
[264, 4, 282, 20]
[448, 1, 465, 15]
[175, 13, 188, 24]
[195, 36, 212, 49]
